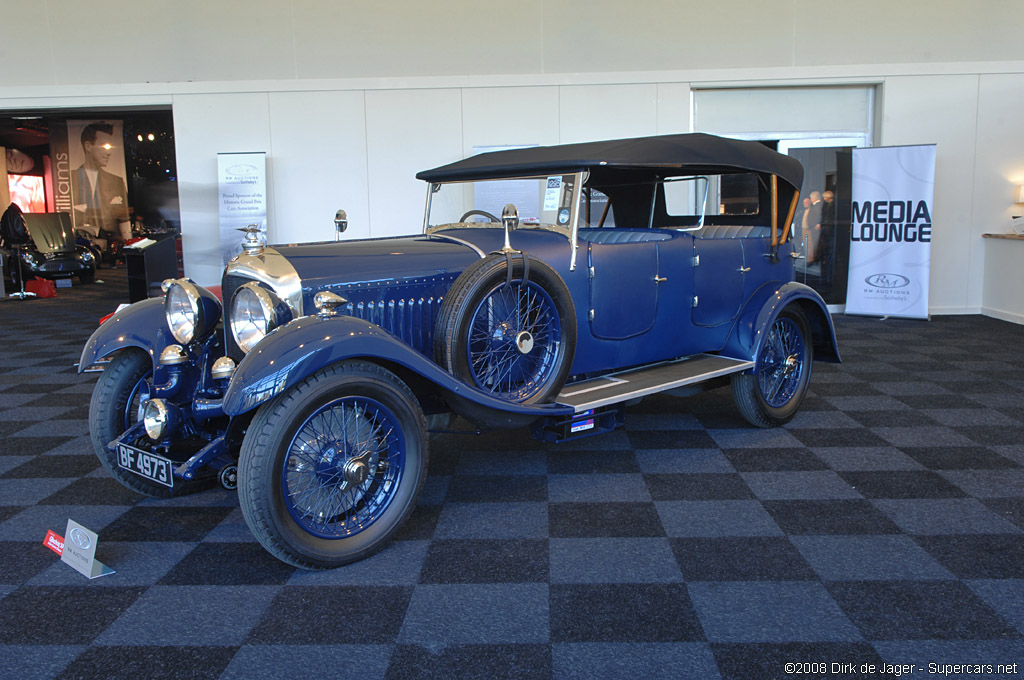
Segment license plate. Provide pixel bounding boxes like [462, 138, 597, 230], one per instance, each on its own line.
[116, 443, 174, 488]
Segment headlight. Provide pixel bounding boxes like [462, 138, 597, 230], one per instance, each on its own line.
[231, 283, 279, 353]
[165, 279, 220, 345]
[143, 399, 169, 440]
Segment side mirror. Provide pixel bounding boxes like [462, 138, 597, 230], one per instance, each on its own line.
[334, 209, 348, 240]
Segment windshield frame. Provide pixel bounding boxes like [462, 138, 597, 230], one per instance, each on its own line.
[423, 172, 586, 270]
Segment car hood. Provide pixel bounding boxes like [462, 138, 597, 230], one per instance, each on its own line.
[25, 214, 75, 254]
[272, 233, 483, 296]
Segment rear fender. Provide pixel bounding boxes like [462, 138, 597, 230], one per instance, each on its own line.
[222, 315, 574, 424]
[723, 281, 841, 369]
[78, 298, 176, 372]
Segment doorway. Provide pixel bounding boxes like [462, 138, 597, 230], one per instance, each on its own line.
[779, 137, 866, 308]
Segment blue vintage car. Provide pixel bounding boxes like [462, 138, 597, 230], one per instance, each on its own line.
[80, 133, 839, 568]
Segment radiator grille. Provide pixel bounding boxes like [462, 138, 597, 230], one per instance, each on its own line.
[222, 266, 445, 360]
[221, 272, 248, 362]
[343, 296, 441, 356]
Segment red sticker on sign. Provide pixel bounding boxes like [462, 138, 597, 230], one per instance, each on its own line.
[43, 530, 64, 556]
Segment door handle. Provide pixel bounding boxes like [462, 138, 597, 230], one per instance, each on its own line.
[738, 266, 751, 273]
[654, 275, 667, 283]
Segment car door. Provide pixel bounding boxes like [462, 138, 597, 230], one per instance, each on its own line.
[587, 240, 660, 340]
[691, 237, 745, 327]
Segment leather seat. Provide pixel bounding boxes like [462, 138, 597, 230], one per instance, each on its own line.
[691, 225, 770, 239]
[577, 229, 673, 244]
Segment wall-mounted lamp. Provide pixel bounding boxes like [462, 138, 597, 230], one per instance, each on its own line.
[1014, 186, 1024, 234]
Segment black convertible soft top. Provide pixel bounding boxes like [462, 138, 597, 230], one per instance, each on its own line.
[417, 133, 803, 190]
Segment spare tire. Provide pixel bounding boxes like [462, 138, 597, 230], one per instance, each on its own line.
[435, 253, 576, 404]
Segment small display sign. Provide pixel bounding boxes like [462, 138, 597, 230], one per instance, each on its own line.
[60, 519, 115, 579]
[544, 177, 562, 211]
[43, 530, 64, 556]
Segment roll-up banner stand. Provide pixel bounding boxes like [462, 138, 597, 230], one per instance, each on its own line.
[217, 152, 267, 267]
[845, 145, 935, 320]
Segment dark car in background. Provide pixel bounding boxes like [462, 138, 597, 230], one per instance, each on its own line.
[1, 209, 96, 285]
[80, 133, 839, 569]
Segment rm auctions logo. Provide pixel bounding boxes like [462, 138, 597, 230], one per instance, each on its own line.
[69, 527, 91, 550]
[226, 164, 258, 177]
[865, 273, 910, 289]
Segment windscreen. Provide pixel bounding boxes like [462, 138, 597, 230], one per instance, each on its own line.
[427, 174, 579, 231]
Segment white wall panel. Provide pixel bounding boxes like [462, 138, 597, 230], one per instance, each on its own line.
[172, 93, 272, 287]
[461, 87, 560, 155]
[794, 0, 1024, 67]
[1, 2, 59, 86]
[543, 0, 793, 73]
[558, 85, 658, 144]
[972, 73, 1024, 314]
[268, 91, 369, 244]
[8, 2, 1024, 90]
[166, 0, 297, 82]
[694, 87, 872, 136]
[656, 83, 692, 135]
[364, 89, 463, 237]
[983, 239, 1024, 324]
[880, 75, 980, 314]
[42, 0, 180, 86]
[292, 0, 544, 79]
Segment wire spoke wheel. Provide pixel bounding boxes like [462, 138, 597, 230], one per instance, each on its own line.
[757, 316, 805, 408]
[282, 396, 405, 539]
[122, 369, 152, 431]
[238, 360, 428, 569]
[466, 280, 561, 401]
[731, 307, 813, 428]
[436, 253, 576, 406]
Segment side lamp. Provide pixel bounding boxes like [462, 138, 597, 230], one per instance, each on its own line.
[1012, 185, 1024, 234]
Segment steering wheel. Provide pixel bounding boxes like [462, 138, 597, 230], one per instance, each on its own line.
[459, 210, 500, 223]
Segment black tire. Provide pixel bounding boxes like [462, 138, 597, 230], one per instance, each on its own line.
[732, 307, 814, 427]
[88, 349, 210, 498]
[435, 253, 576, 404]
[238, 360, 429, 569]
[79, 270, 95, 284]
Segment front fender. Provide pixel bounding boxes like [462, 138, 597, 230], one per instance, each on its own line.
[222, 315, 575, 422]
[78, 298, 177, 371]
[723, 281, 841, 368]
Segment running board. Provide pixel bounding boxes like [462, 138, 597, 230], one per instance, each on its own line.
[556, 354, 754, 413]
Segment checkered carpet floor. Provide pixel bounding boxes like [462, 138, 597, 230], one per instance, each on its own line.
[1, 270, 1023, 679]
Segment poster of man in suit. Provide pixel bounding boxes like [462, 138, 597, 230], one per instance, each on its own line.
[67, 120, 131, 241]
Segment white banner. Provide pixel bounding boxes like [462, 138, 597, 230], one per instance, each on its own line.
[845, 145, 935, 319]
[218, 152, 267, 267]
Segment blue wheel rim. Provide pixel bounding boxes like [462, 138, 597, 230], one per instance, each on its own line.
[757, 316, 805, 408]
[282, 396, 405, 539]
[466, 279, 561, 402]
[123, 370, 152, 431]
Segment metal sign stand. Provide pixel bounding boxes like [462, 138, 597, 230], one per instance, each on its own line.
[3, 247, 37, 300]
